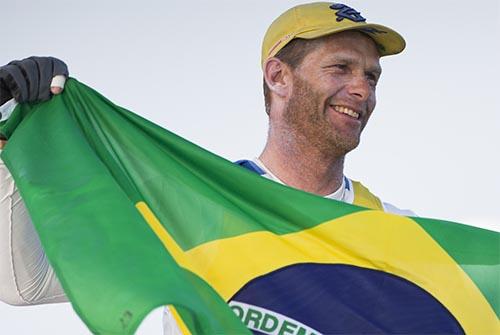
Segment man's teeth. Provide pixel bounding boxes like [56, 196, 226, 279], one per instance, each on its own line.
[333, 105, 359, 119]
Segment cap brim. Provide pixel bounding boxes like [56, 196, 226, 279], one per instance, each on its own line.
[296, 23, 406, 57]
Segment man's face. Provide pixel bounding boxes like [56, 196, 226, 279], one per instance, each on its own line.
[283, 31, 381, 157]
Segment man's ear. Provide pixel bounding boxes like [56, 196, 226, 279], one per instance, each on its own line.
[263, 57, 292, 98]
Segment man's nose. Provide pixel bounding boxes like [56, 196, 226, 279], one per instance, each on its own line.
[347, 75, 371, 101]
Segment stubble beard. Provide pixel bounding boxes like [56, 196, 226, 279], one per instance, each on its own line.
[283, 75, 361, 160]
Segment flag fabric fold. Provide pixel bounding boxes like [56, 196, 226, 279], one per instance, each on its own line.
[0, 79, 498, 334]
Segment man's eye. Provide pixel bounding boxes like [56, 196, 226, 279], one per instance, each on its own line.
[334, 64, 347, 70]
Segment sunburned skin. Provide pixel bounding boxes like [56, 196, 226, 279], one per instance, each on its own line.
[259, 31, 381, 196]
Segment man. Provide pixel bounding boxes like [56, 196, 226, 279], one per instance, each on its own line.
[237, 2, 411, 214]
[0, 2, 413, 333]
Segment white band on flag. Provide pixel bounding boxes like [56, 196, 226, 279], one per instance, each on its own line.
[229, 300, 321, 335]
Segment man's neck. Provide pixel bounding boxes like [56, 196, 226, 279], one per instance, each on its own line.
[258, 138, 345, 196]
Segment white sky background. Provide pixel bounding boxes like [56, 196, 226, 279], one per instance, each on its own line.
[0, 0, 499, 333]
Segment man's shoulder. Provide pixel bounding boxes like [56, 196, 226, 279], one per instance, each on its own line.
[233, 160, 417, 217]
[234, 159, 266, 175]
[382, 202, 416, 216]
[349, 178, 416, 216]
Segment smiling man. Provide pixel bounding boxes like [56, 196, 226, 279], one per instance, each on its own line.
[237, 2, 412, 215]
[0, 2, 414, 334]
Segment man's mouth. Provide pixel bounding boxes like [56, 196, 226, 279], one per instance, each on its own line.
[331, 105, 360, 119]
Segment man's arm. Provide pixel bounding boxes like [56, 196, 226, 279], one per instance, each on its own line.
[0, 56, 69, 305]
[0, 149, 67, 305]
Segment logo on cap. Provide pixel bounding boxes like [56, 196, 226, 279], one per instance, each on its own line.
[329, 3, 366, 22]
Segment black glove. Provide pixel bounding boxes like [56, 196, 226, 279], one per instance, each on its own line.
[0, 56, 69, 106]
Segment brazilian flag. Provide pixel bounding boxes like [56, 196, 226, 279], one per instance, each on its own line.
[0, 79, 498, 334]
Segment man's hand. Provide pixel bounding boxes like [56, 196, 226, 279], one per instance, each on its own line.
[0, 140, 6, 150]
[0, 56, 68, 106]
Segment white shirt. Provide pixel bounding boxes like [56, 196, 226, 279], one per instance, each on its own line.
[252, 157, 415, 216]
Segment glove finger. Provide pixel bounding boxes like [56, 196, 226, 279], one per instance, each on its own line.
[0, 64, 28, 102]
[49, 57, 69, 77]
[12, 58, 39, 103]
[31, 57, 53, 101]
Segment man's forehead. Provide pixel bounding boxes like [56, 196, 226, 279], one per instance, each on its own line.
[321, 31, 381, 53]
[310, 31, 382, 67]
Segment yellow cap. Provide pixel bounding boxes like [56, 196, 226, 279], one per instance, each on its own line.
[261, 2, 406, 66]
